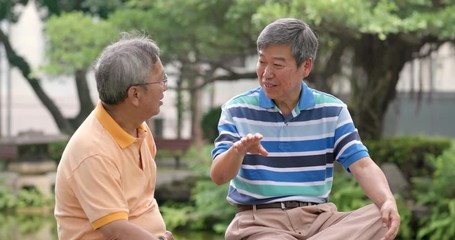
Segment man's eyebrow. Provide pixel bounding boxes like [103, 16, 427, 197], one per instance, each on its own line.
[272, 57, 287, 62]
[258, 53, 287, 62]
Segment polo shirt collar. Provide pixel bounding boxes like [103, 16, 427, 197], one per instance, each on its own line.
[258, 80, 315, 110]
[94, 101, 148, 149]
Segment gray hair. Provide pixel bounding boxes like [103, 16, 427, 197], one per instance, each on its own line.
[95, 33, 160, 104]
[257, 18, 318, 68]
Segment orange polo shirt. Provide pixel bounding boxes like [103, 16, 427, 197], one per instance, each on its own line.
[54, 102, 166, 240]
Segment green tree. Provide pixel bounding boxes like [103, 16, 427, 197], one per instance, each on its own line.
[42, 12, 117, 127]
[108, 0, 262, 140]
[0, 0, 128, 134]
[254, 0, 455, 139]
[3, 0, 455, 139]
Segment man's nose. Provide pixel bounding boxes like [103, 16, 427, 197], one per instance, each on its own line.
[263, 65, 274, 78]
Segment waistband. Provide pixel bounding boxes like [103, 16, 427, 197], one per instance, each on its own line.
[236, 201, 319, 213]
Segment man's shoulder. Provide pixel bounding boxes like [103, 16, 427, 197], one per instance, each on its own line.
[223, 87, 261, 108]
[310, 89, 345, 106]
[63, 115, 112, 159]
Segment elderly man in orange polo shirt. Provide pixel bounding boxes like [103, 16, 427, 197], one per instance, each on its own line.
[54, 34, 173, 240]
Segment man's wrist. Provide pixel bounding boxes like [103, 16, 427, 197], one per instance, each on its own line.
[232, 145, 246, 156]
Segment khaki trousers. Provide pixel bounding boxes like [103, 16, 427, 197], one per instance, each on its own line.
[225, 203, 387, 240]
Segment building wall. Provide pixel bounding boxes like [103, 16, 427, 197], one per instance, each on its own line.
[384, 92, 455, 138]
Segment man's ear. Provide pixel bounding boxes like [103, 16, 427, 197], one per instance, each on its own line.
[126, 86, 141, 106]
[300, 58, 313, 78]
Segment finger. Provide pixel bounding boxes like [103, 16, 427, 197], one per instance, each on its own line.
[245, 133, 254, 140]
[233, 141, 247, 154]
[259, 145, 269, 156]
[381, 208, 391, 227]
[383, 227, 397, 240]
[254, 133, 263, 139]
[383, 216, 400, 240]
[164, 231, 174, 240]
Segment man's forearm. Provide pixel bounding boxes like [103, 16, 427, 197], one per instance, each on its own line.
[210, 147, 244, 185]
[350, 157, 396, 207]
[100, 220, 162, 240]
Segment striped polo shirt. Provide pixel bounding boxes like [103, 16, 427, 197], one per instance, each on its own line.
[212, 81, 369, 205]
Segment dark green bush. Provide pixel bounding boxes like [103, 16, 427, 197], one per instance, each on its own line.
[201, 106, 222, 143]
[161, 144, 234, 233]
[413, 144, 455, 240]
[0, 187, 53, 212]
[364, 136, 451, 181]
[48, 140, 68, 164]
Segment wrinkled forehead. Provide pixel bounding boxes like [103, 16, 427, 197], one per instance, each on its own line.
[258, 45, 294, 61]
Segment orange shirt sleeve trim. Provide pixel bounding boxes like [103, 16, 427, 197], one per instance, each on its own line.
[92, 211, 128, 229]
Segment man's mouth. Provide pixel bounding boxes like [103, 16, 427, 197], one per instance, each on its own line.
[263, 82, 276, 88]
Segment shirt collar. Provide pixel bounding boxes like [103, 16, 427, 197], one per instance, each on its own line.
[258, 81, 315, 110]
[94, 101, 148, 149]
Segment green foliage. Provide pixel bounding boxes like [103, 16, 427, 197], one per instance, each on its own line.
[0, 213, 56, 238]
[0, 187, 16, 212]
[413, 145, 455, 240]
[0, 186, 53, 212]
[162, 143, 233, 233]
[190, 180, 234, 232]
[256, 0, 455, 40]
[16, 214, 48, 234]
[16, 188, 53, 208]
[48, 140, 68, 164]
[201, 106, 222, 143]
[0, 0, 28, 21]
[330, 171, 371, 211]
[0, 213, 15, 240]
[108, 0, 261, 63]
[184, 144, 216, 168]
[160, 204, 194, 230]
[364, 136, 451, 180]
[330, 169, 413, 240]
[42, 11, 118, 75]
[395, 195, 413, 240]
[0, 162, 7, 171]
[254, 1, 455, 140]
[161, 179, 232, 233]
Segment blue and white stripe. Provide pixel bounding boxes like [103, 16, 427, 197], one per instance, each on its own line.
[212, 81, 368, 205]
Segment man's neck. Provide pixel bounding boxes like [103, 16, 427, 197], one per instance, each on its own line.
[102, 102, 139, 137]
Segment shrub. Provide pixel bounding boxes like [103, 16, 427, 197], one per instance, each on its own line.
[413, 144, 455, 240]
[161, 143, 234, 233]
[48, 140, 68, 164]
[161, 179, 233, 233]
[201, 106, 222, 143]
[364, 136, 451, 181]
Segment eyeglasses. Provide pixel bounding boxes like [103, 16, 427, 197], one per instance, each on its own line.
[132, 73, 168, 88]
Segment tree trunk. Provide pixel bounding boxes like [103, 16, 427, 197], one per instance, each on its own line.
[350, 35, 419, 140]
[189, 66, 203, 143]
[0, 29, 74, 134]
[176, 66, 185, 139]
[191, 76, 203, 143]
[308, 38, 348, 93]
[70, 68, 94, 128]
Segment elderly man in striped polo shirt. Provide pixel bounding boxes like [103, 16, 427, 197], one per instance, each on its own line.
[210, 18, 400, 240]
